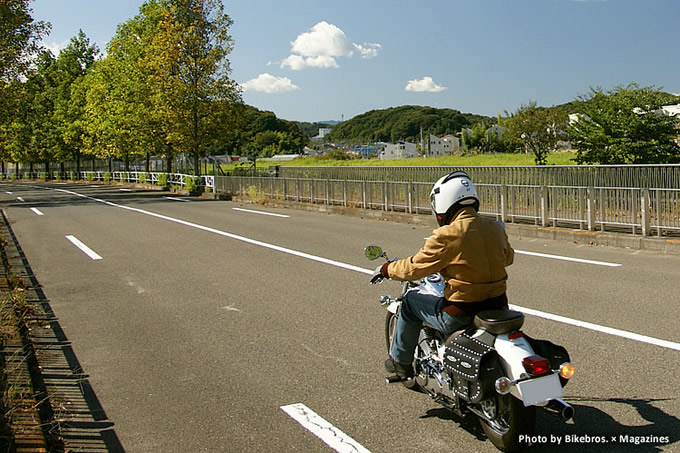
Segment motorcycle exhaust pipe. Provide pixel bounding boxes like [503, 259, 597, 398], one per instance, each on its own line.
[543, 399, 574, 421]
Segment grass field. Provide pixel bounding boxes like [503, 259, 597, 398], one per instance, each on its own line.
[234, 151, 579, 170]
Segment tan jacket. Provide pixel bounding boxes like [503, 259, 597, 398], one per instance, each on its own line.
[386, 207, 514, 304]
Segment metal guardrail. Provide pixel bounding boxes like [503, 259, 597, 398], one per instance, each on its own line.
[2, 171, 215, 190]
[215, 176, 680, 237]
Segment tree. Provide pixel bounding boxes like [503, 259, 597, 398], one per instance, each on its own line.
[568, 84, 680, 164]
[162, 0, 240, 175]
[0, 0, 50, 82]
[502, 102, 568, 165]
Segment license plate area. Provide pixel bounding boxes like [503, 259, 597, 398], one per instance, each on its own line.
[516, 374, 563, 406]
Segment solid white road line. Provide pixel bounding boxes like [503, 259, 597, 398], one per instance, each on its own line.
[232, 207, 289, 218]
[509, 304, 680, 352]
[164, 196, 191, 202]
[16, 197, 24, 202]
[5, 191, 13, 194]
[281, 404, 371, 453]
[119, 188, 132, 192]
[515, 250, 621, 267]
[30, 208, 44, 216]
[65, 235, 103, 260]
[52, 187, 680, 351]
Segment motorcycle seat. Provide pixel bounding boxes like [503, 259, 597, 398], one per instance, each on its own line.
[473, 309, 524, 335]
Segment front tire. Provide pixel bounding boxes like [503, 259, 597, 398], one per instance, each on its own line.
[479, 394, 536, 452]
[384, 311, 420, 390]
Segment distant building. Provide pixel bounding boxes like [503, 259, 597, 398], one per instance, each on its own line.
[318, 128, 332, 138]
[379, 141, 418, 160]
[424, 134, 461, 156]
[442, 135, 462, 154]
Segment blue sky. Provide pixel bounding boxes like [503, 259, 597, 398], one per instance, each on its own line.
[31, 0, 680, 123]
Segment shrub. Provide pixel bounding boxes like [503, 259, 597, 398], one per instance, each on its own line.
[70, 171, 77, 180]
[157, 174, 168, 187]
[39, 172, 47, 181]
[121, 173, 128, 183]
[103, 172, 111, 182]
[184, 176, 197, 194]
[86, 172, 95, 181]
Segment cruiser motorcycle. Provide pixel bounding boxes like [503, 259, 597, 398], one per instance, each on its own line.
[365, 245, 575, 452]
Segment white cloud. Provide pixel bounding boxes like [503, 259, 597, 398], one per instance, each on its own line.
[42, 40, 68, 56]
[281, 21, 381, 70]
[405, 76, 447, 93]
[281, 54, 338, 70]
[355, 42, 382, 59]
[241, 73, 300, 94]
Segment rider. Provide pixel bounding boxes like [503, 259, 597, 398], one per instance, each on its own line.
[371, 171, 514, 378]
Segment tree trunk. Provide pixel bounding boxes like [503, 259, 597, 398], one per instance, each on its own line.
[193, 151, 200, 176]
[146, 152, 150, 173]
[76, 154, 81, 179]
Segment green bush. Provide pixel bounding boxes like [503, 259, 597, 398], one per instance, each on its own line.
[40, 172, 47, 181]
[139, 173, 147, 184]
[157, 174, 168, 187]
[184, 176, 197, 194]
[86, 172, 94, 181]
[10, 174, 17, 180]
[121, 173, 128, 183]
[103, 172, 111, 182]
[70, 171, 77, 180]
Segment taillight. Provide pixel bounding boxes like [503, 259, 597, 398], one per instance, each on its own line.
[522, 355, 550, 377]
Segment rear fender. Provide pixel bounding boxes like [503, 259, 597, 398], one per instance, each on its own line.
[494, 334, 536, 398]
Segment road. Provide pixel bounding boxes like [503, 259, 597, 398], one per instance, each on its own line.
[1, 181, 679, 452]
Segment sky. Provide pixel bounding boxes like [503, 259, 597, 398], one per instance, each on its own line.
[31, 0, 680, 123]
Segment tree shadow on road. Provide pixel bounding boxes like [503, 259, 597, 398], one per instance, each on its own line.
[1, 210, 126, 452]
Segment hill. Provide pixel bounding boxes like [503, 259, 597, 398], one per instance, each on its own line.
[326, 105, 493, 143]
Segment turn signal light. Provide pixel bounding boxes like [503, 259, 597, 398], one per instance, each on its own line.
[522, 355, 550, 376]
[559, 362, 575, 379]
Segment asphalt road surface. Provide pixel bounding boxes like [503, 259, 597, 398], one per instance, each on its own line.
[1, 181, 679, 453]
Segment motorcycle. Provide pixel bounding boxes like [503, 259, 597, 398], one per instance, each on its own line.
[365, 245, 575, 452]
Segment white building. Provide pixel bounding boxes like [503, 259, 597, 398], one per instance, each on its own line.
[379, 141, 418, 160]
[442, 135, 462, 154]
[424, 134, 451, 157]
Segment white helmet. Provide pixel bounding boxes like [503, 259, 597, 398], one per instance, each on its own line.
[430, 171, 479, 226]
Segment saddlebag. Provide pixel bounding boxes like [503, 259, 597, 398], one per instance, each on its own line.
[524, 334, 571, 387]
[443, 331, 503, 403]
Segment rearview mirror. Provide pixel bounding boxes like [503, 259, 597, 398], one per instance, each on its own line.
[364, 245, 384, 261]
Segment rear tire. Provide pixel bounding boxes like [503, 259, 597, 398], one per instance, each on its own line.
[478, 394, 536, 452]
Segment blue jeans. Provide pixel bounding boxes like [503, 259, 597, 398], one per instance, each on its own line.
[390, 288, 473, 364]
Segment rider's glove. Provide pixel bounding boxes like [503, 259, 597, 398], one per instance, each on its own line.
[370, 263, 390, 284]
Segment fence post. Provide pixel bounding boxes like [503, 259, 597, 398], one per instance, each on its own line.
[540, 185, 548, 226]
[407, 181, 413, 214]
[384, 181, 389, 211]
[641, 187, 649, 237]
[343, 180, 347, 207]
[325, 179, 330, 205]
[500, 184, 508, 222]
[587, 186, 595, 231]
[362, 181, 367, 209]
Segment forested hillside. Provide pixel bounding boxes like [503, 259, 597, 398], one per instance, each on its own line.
[327, 105, 493, 143]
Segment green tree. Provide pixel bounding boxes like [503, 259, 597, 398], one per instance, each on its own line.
[0, 0, 50, 82]
[568, 84, 680, 164]
[502, 102, 568, 165]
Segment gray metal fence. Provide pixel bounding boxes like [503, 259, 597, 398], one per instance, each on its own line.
[216, 176, 680, 237]
[277, 165, 680, 188]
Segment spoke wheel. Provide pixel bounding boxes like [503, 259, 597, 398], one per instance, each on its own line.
[479, 394, 536, 452]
